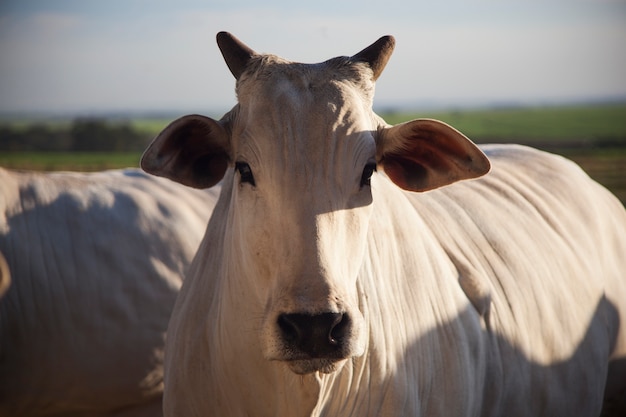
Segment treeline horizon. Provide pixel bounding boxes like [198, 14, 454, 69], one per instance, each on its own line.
[0, 118, 153, 152]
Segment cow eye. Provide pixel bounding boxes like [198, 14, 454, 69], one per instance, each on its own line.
[360, 162, 377, 187]
[235, 162, 256, 186]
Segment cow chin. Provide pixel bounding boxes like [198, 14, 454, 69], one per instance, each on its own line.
[285, 358, 346, 375]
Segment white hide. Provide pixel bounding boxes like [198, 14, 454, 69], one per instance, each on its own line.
[0, 167, 219, 417]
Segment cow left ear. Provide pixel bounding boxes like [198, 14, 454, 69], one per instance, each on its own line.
[141, 114, 231, 189]
[376, 119, 491, 192]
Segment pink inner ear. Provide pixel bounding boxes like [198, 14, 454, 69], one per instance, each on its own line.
[383, 155, 459, 193]
[382, 156, 429, 192]
[382, 141, 464, 192]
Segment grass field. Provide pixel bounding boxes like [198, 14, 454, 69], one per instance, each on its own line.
[0, 152, 142, 172]
[2, 103, 625, 203]
[382, 103, 626, 145]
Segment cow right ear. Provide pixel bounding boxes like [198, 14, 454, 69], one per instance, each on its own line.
[376, 119, 490, 192]
[141, 115, 231, 189]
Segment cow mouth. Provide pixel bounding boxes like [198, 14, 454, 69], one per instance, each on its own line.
[285, 358, 345, 375]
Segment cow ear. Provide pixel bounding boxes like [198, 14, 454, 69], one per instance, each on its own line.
[141, 115, 231, 189]
[377, 119, 490, 192]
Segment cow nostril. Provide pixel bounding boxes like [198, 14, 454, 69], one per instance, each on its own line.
[277, 313, 301, 344]
[328, 313, 348, 344]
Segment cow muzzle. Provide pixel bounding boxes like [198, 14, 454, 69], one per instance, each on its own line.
[274, 311, 358, 375]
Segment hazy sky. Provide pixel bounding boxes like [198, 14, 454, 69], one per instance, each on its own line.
[0, 0, 625, 115]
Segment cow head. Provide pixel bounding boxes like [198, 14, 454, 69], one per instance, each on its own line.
[141, 32, 490, 375]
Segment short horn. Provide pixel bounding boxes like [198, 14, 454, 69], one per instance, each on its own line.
[216, 31, 256, 80]
[351, 35, 396, 81]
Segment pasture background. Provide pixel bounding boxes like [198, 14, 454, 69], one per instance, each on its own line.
[1, 103, 625, 204]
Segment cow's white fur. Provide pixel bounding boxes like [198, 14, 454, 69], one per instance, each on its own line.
[0, 168, 219, 417]
[142, 33, 626, 416]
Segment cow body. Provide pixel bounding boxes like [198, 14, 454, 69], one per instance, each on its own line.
[141, 33, 626, 416]
[0, 168, 219, 417]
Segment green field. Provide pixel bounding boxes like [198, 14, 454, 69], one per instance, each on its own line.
[2, 103, 625, 203]
[0, 152, 142, 172]
[383, 103, 626, 145]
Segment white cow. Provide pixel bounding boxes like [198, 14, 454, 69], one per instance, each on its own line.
[141, 33, 626, 416]
[0, 168, 219, 417]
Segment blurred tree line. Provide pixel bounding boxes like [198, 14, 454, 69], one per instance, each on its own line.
[0, 118, 152, 152]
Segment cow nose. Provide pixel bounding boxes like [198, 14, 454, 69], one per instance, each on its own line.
[277, 312, 349, 357]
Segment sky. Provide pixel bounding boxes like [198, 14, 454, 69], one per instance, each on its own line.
[0, 0, 625, 116]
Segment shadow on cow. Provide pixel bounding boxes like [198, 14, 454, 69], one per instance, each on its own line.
[402, 299, 623, 416]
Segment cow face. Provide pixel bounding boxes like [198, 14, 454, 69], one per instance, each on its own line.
[229, 55, 383, 375]
[141, 32, 490, 375]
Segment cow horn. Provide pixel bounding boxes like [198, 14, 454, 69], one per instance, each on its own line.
[351, 35, 396, 81]
[216, 31, 256, 80]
